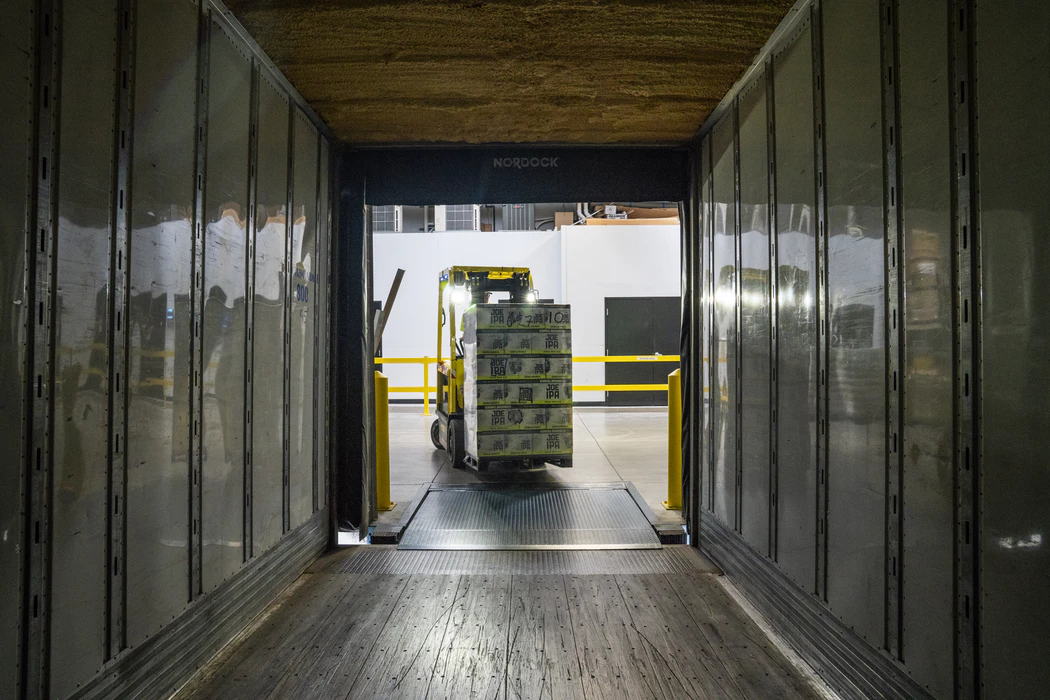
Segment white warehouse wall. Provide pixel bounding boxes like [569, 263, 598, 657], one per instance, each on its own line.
[373, 225, 681, 402]
[562, 225, 681, 401]
[373, 230, 563, 396]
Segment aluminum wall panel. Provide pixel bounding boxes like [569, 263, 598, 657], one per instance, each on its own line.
[252, 75, 289, 556]
[681, 156, 695, 532]
[773, 24, 817, 591]
[317, 137, 331, 511]
[821, 0, 886, 646]
[700, 134, 713, 514]
[126, 0, 198, 648]
[0, 2, 33, 696]
[711, 113, 737, 530]
[290, 111, 318, 529]
[737, 73, 770, 553]
[202, 20, 251, 591]
[50, 2, 117, 694]
[897, 2, 954, 694]
[688, 148, 702, 534]
[0, 0, 332, 694]
[976, 4, 1050, 696]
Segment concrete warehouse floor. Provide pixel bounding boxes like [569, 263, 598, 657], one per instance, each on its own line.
[374, 405, 686, 533]
[225, 0, 796, 143]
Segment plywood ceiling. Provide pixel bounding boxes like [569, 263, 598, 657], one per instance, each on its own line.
[225, 0, 794, 144]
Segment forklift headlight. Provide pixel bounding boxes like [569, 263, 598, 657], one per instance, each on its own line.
[451, 286, 470, 306]
[525, 291, 538, 303]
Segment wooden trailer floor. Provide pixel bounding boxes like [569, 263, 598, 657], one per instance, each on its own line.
[176, 545, 824, 699]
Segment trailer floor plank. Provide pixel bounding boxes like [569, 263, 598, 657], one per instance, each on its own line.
[505, 575, 586, 700]
[666, 573, 820, 698]
[175, 572, 358, 699]
[565, 574, 667, 699]
[266, 573, 410, 699]
[614, 574, 745, 698]
[177, 547, 823, 700]
[345, 574, 461, 700]
[427, 575, 513, 700]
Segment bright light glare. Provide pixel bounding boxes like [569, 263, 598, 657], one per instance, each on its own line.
[525, 291, 538, 303]
[715, 288, 735, 308]
[450, 286, 470, 306]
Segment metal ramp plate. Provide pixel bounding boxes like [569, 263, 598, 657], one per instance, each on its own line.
[398, 485, 661, 550]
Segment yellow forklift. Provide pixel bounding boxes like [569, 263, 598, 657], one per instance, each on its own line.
[429, 266, 537, 467]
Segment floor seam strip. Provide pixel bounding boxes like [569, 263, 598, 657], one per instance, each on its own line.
[572, 409, 623, 480]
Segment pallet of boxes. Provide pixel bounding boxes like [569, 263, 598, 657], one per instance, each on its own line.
[463, 304, 574, 470]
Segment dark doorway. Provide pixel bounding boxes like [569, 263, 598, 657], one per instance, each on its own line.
[337, 145, 690, 534]
[604, 296, 680, 406]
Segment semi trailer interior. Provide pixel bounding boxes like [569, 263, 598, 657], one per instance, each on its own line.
[2, 0, 1047, 698]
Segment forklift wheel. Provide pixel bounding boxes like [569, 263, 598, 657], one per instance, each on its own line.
[447, 418, 467, 469]
[430, 419, 443, 450]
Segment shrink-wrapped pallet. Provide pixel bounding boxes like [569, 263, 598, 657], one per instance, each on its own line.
[463, 304, 573, 465]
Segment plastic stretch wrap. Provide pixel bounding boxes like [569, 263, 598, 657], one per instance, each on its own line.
[464, 304, 573, 462]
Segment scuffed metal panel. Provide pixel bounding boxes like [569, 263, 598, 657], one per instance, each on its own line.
[69, 511, 328, 700]
[126, 0, 197, 649]
[897, 1, 954, 695]
[26, 0, 60, 693]
[711, 111, 737, 531]
[976, 3, 1050, 696]
[688, 146, 703, 536]
[700, 134, 713, 515]
[737, 70, 771, 554]
[0, 0, 335, 694]
[821, 0, 886, 646]
[0, 0, 33, 696]
[202, 17, 251, 592]
[700, 512, 936, 700]
[316, 137, 331, 512]
[773, 20, 817, 592]
[50, 1, 118, 693]
[289, 110, 318, 529]
[252, 73, 289, 557]
[811, 0, 829, 603]
[878, 0, 904, 659]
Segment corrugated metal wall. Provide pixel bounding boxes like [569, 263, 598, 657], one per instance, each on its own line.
[690, 1, 1050, 698]
[2, 1, 333, 698]
[0, 1, 34, 697]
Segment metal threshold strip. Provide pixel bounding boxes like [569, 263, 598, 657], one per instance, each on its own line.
[397, 483, 662, 551]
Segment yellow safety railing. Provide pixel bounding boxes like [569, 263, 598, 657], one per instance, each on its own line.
[374, 356, 437, 415]
[373, 354, 682, 413]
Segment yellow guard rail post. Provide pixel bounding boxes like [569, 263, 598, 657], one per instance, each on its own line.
[422, 356, 430, 416]
[663, 368, 682, 510]
[374, 371, 395, 511]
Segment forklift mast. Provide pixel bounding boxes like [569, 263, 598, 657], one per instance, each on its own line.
[433, 266, 536, 452]
[437, 266, 535, 375]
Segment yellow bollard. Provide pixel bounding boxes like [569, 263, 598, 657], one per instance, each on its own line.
[375, 371, 395, 511]
[422, 356, 431, 417]
[663, 369, 682, 510]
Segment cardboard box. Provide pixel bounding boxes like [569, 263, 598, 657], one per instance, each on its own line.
[463, 302, 574, 463]
[554, 211, 575, 229]
[473, 355, 573, 381]
[623, 205, 679, 219]
[474, 381, 573, 406]
[475, 406, 573, 432]
[466, 304, 571, 331]
[474, 430, 574, 458]
[474, 330, 572, 355]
